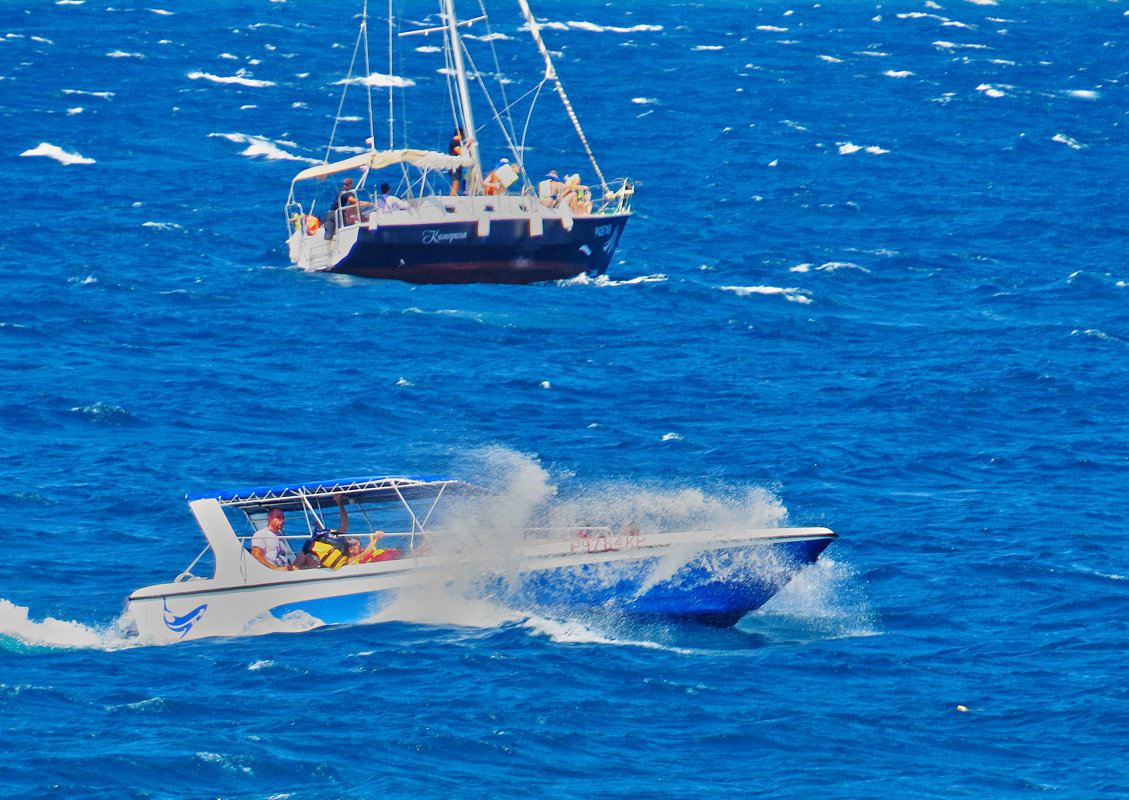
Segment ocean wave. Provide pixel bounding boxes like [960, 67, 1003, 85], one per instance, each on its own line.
[63, 88, 114, 99]
[208, 132, 318, 163]
[561, 272, 668, 287]
[1052, 133, 1084, 150]
[19, 142, 95, 164]
[818, 261, 869, 273]
[552, 21, 663, 34]
[0, 598, 131, 652]
[720, 285, 813, 304]
[977, 83, 1007, 97]
[187, 70, 275, 87]
[107, 50, 145, 58]
[336, 72, 415, 88]
[935, 40, 990, 50]
[837, 141, 889, 155]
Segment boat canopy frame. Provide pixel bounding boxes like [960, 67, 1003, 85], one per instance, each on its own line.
[188, 475, 487, 547]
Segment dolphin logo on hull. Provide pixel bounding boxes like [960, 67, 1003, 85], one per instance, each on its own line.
[163, 598, 207, 639]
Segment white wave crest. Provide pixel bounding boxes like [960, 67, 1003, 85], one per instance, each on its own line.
[107, 50, 144, 59]
[564, 20, 663, 33]
[1065, 89, 1099, 100]
[20, 142, 95, 165]
[818, 261, 869, 273]
[336, 72, 415, 88]
[837, 141, 889, 155]
[1052, 133, 1084, 150]
[721, 285, 813, 304]
[0, 598, 133, 651]
[188, 70, 275, 87]
[63, 89, 113, 99]
[935, 40, 989, 49]
[561, 272, 668, 287]
[208, 132, 317, 163]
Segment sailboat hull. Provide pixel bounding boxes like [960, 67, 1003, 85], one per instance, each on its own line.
[328, 213, 630, 284]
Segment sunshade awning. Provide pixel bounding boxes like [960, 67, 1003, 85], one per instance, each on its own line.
[291, 149, 474, 183]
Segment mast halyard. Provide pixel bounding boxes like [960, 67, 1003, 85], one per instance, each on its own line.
[441, 0, 483, 193]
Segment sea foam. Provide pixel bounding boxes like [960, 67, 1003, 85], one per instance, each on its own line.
[208, 132, 317, 163]
[721, 285, 813, 304]
[188, 70, 275, 87]
[19, 142, 95, 164]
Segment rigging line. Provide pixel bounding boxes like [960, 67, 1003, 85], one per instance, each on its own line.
[519, 78, 548, 170]
[475, 0, 518, 149]
[326, 12, 369, 163]
[386, 0, 394, 148]
[516, 0, 608, 196]
[363, 3, 376, 152]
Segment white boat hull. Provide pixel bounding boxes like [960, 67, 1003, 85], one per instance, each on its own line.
[127, 527, 834, 641]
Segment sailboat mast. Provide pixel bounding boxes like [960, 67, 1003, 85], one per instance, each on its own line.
[442, 0, 482, 192]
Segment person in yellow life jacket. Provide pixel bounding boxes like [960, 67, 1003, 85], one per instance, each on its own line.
[299, 495, 352, 570]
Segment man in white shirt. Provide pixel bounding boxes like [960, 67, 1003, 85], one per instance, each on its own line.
[251, 508, 308, 571]
[377, 183, 410, 212]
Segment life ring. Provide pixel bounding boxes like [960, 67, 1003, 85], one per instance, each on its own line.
[305, 215, 320, 235]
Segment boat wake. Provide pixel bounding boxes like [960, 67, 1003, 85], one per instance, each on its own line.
[0, 598, 134, 653]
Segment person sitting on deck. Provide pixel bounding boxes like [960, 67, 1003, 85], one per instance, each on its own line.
[250, 508, 320, 571]
[561, 173, 592, 216]
[298, 496, 353, 570]
[484, 158, 517, 196]
[376, 183, 410, 213]
[538, 170, 566, 207]
[343, 531, 399, 564]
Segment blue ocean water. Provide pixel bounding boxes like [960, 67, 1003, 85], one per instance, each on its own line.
[2, 0, 1128, 797]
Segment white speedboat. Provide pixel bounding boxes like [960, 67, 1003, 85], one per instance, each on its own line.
[284, 0, 634, 284]
[125, 475, 836, 642]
